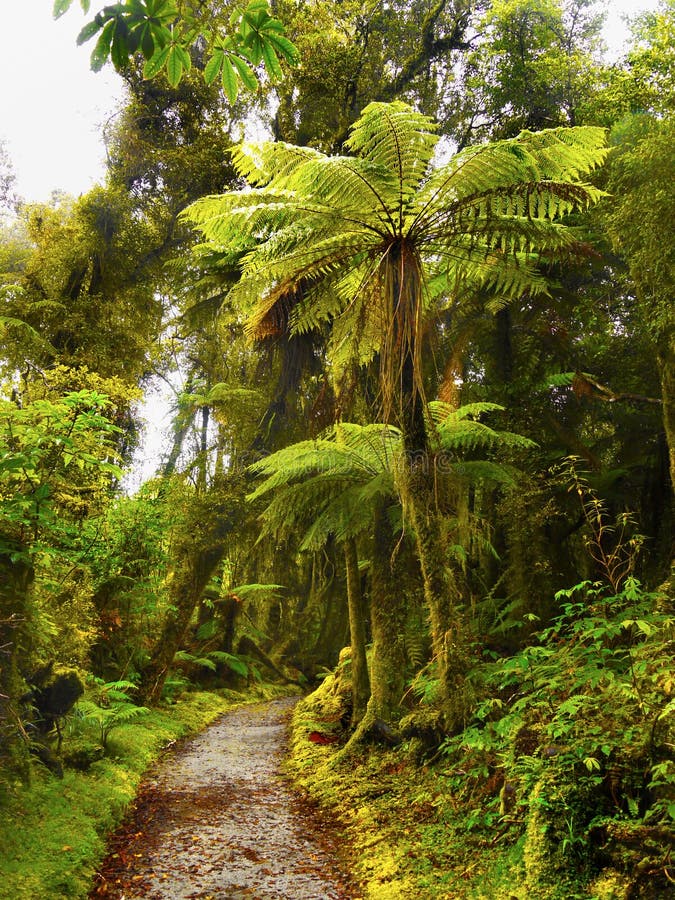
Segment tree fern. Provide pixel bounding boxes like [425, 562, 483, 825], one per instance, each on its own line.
[184, 103, 606, 700]
[184, 103, 606, 412]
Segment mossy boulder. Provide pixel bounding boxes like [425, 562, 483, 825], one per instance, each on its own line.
[27, 663, 85, 733]
[61, 739, 105, 771]
[589, 820, 675, 897]
[521, 771, 599, 899]
[400, 708, 446, 761]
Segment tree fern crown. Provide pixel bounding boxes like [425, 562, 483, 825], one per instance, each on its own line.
[183, 102, 607, 414]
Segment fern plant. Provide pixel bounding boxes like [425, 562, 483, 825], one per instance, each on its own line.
[174, 649, 249, 678]
[185, 101, 606, 409]
[248, 422, 401, 549]
[76, 679, 149, 749]
[185, 101, 606, 703]
[249, 408, 534, 547]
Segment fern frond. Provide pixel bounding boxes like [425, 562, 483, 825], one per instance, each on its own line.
[429, 401, 506, 424]
[447, 460, 518, 485]
[231, 141, 324, 187]
[345, 101, 438, 205]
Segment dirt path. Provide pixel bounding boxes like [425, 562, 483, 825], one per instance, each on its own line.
[91, 697, 356, 899]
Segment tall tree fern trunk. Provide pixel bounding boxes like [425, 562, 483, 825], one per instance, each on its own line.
[341, 500, 406, 752]
[344, 537, 370, 726]
[404, 470, 470, 725]
[368, 500, 407, 721]
[393, 247, 471, 724]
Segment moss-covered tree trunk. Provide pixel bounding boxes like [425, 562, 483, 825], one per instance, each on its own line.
[658, 333, 675, 584]
[365, 500, 407, 722]
[344, 537, 370, 726]
[341, 500, 407, 753]
[392, 244, 471, 725]
[659, 336, 675, 509]
[137, 486, 241, 705]
[137, 543, 226, 705]
[0, 550, 34, 760]
[312, 550, 350, 667]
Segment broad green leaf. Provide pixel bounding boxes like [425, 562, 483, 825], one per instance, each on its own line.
[77, 18, 103, 46]
[230, 54, 258, 91]
[221, 56, 239, 102]
[166, 46, 184, 86]
[53, 0, 74, 18]
[140, 23, 155, 59]
[174, 44, 192, 71]
[80, 0, 91, 11]
[153, 0, 178, 18]
[266, 32, 300, 64]
[242, 34, 264, 65]
[143, 44, 170, 79]
[110, 19, 130, 70]
[90, 20, 115, 72]
[149, 23, 173, 49]
[204, 50, 224, 85]
[261, 41, 282, 80]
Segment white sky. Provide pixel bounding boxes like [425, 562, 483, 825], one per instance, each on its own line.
[0, 0, 662, 204]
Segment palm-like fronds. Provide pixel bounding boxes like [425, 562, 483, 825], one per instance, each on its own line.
[429, 401, 538, 455]
[183, 102, 606, 412]
[248, 407, 536, 550]
[247, 423, 401, 549]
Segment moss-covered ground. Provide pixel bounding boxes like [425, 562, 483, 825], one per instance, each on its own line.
[285, 682, 498, 900]
[0, 684, 296, 900]
[284, 674, 672, 900]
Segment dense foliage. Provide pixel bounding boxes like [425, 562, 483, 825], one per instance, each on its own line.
[1, 0, 673, 896]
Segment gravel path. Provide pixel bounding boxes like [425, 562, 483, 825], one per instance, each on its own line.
[91, 697, 356, 899]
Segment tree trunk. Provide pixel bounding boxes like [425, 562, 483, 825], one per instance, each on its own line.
[393, 246, 471, 725]
[365, 500, 407, 723]
[344, 537, 370, 726]
[340, 500, 407, 754]
[404, 461, 470, 728]
[0, 550, 34, 759]
[137, 486, 242, 705]
[137, 543, 226, 705]
[657, 331, 675, 582]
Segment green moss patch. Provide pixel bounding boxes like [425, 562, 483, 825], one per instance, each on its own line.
[285, 687, 502, 900]
[0, 684, 297, 900]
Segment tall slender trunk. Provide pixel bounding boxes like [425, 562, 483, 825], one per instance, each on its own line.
[137, 542, 226, 705]
[344, 537, 370, 726]
[365, 500, 407, 723]
[340, 499, 407, 753]
[393, 245, 471, 724]
[196, 405, 210, 492]
[657, 332, 675, 582]
[0, 550, 34, 759]
[137, 488, 241, 705]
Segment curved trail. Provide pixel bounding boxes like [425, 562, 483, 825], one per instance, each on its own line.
[91, 697, 355, 899]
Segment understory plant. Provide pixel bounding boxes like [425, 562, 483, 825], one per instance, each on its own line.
[424, 463, 673, 894]
[75, 678, 149, 748]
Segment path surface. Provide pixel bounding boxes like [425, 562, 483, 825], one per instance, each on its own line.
[91, 697, 355, 899]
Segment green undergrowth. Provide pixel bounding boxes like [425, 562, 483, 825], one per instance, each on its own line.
[0, 683, 295, 900]
[286, 684, 495, 900]
[285, 581, 674, 900]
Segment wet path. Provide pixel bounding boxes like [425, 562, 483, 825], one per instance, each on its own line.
[91, 697, 355, 899]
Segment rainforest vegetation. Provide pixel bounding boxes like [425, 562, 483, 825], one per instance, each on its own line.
[0, 0, 673, 897]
